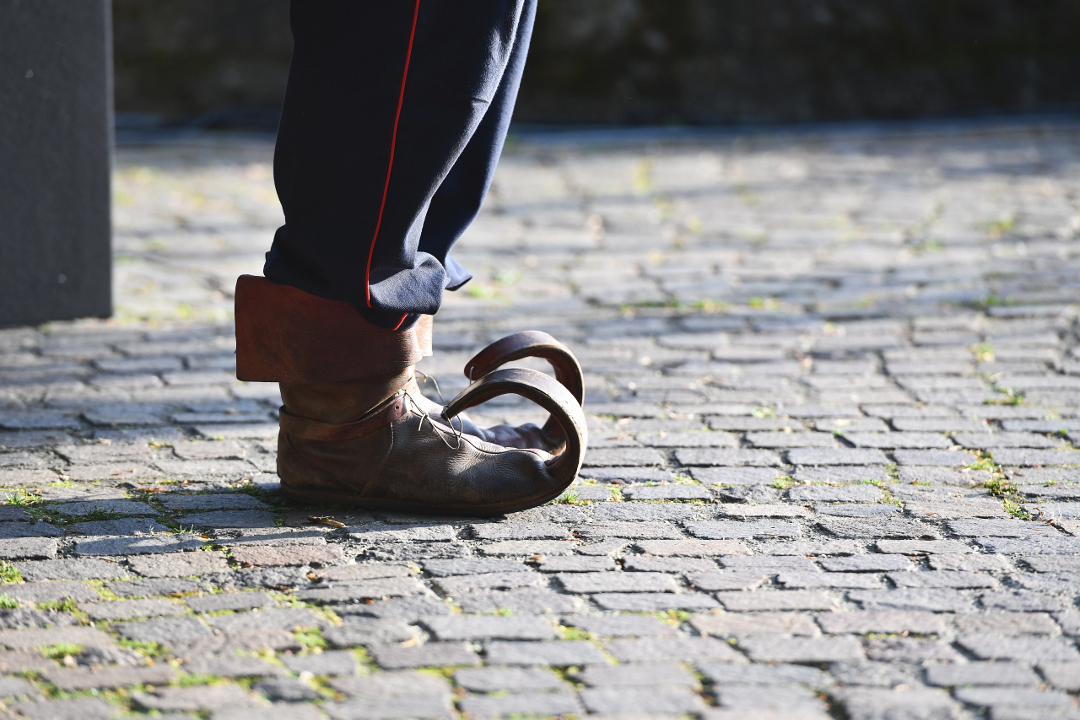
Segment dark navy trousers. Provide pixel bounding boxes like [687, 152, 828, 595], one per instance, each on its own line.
[264, 0, 536, 330]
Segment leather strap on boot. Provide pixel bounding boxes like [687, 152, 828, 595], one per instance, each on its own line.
[279, 393, 409, 442]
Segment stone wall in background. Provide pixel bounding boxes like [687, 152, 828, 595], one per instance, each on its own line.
[113, 0, 1080, 126]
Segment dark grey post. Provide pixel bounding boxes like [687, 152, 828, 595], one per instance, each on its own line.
[0, 0, 113, 326]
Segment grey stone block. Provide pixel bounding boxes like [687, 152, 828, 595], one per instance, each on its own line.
[107, 578, 204, 597]
[186, 655, 289, 679]
[691, 467, 782, 485]
[702, 661, 829, 687]
[605, 636, 743, 662]
[1037, 663, 1080, 691]
[73, 535, 206, 556]
[369, 642, 481, 669]
[927, 662, 1041, 687]
[739, 636, 863, 662]
[186, 592, 274, 613]
[717, 591, 835, 611]
[623, 484, 712, 500]
[0, 538, 57, 560]
[982, 591, 1064, 612]
[714, 684, 826, 712]
[818, 517, 939, 539]
[778, 571, 883, 589]
[848, 589, 974, 612]
[132, 684, 257, 712]
[927, 553, 1010, 571]
[575, 662, 698, 687]
[205, 608, 324, 634]
[117, 616, 210, 644]
[0, 522, 60, 539]
[82, 598, 185, 620]
[817, 610, 947, 634]
[297, 577, 429, 603]
[44, 664, 175, 691]
[834, 688, 959, 720]
[580, 686, 705, 714]
[232, 544, 344, 567]
[127, 551, 230, 577]
[888, 570, 998, 588]
[562, 614, 675, 637]
[676, 449, 781, 466]
[214, 527, 329, 547]
[540, 555, 617, 572]
[787, 448, 889, 465]
[470, 522, 572, 540]
[594, 592, 721, 611]
[692, 611, 818, 637]
[454, 587, 584, 615]
[865, 637, 963, 662]
[252, 677, 320, 702]
[789, 485, 884, 503]
[184, 510, 277, 529]
[4, 580, 100, 605]
[635, 539, 751, 556]
[948, 519, 1060, 537]
[338, 595, 451, 623]
[323, 620, 418, 648]
[459, 691, 580, 716]
[978, 537, 1080, 554]
[876, 540, 972, 554]
[422, 558, 526, 576]
[15, 558, 127, 581]
[591, 503, 702, 521]
[954, 612, 1059, 635]
[686, 520, 800, 539]
[455, 666, 567, 692]
[557, 571, 679, 593]
[422, 615, 557, 641]
[485, 639, 609, 666]
[958, 635, 1080, 662]
[280, 650, 357, 676]
[13, 698, 117, 720]
[820, 555, 911, 572]
[688, 571, 768, 591]
[892, 449, 973, 466]
[954, 687, 1075, 708]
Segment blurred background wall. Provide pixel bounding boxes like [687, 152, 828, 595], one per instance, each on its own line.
[113, 0, 1080, 127]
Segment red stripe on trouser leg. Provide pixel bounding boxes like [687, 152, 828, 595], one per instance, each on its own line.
[364, 0, 422, 309]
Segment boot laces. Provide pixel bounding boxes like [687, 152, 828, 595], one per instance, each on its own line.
[413, 370, 449, 405]
[402, 388, 463, 450]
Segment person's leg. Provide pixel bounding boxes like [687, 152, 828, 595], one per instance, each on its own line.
[235, 0, 586, 516]
[264, 0, 533, 330]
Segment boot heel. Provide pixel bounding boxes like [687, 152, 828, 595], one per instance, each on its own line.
[276, 432, 357, 504]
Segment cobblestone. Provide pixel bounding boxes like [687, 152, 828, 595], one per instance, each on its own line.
[0, 121, 1078, 716]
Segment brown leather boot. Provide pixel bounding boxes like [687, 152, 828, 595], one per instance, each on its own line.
[235, 275, 587, 516]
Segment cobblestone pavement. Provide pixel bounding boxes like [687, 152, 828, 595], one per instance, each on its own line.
[1, 119, 1080, 719]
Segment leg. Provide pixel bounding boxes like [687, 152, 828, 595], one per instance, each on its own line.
[236, 0, 587, 516]
[264, 0, 533, 329]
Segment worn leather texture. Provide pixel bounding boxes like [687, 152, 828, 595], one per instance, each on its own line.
[234, 274, 432, 383]
[277, 369, 587, 516]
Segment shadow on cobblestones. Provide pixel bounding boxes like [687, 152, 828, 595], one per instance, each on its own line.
[1, 120, 1079, 718]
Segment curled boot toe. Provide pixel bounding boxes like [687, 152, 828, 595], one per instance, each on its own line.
[277, 368, 587, 516]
